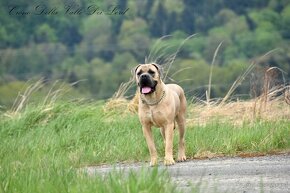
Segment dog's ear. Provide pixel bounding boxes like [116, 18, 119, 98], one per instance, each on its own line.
[151, 63, 163, 79]
[131, 64, 141, 80]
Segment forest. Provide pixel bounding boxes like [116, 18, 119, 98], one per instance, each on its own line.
[0, 0, 290, 107]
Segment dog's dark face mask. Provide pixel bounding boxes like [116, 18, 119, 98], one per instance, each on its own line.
[138, 73, 157, 94]
[134, 63, 161, 95]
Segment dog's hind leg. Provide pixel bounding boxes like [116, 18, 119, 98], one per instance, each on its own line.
[176, 95, 187, 162]
[176, 115, 186, 162]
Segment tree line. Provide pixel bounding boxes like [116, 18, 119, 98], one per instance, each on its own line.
[0, 0, 290, 107]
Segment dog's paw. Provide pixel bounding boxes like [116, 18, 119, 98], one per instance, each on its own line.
[150, 158, 158, 167]
[164, 157, 175, 166]
[177, 155, 187, 162]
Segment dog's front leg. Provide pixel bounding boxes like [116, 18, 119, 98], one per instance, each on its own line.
[142, 126, 158, 166]
[164, 123, 175, 166]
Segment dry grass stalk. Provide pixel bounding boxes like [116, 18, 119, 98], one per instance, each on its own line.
[8, 79, 44, 117]
[221, 61, 256, 106]
[41, 81, 79, 112]
[187, 96, 290, 126]
[145, 35, 173, 64]
[285, 86, 290, 105]
[103, 98, 129, 113]
[207, 42, 223, 105]
[112, 79, 134, 100]
[108, 78, 137, 115]
[194, 62, 289, 126]
[163, 34, 197, 81]
[252, 65, 288, 119]
[128, 91, 139, 113]
[220, 49, 279, 105]
[5, 79, 80, 118]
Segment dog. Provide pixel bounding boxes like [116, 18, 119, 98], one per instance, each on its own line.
[133, 63, 187, 166]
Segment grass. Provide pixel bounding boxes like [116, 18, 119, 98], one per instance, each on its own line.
[1, 40, 289, 192]
[1, 57, 290, 192]
[186, 120, 290, 158]
[1, 164, 177, 193]
[0, 98, 289, 193]
[0, 101, 180, 193]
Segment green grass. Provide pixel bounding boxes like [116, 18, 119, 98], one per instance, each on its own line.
[1, 165, 177, 193]
[186, 121, 290, 157]
[0, 101, 289, 193]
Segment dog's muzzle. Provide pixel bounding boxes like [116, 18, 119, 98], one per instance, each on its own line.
[139, 74, 157, 94]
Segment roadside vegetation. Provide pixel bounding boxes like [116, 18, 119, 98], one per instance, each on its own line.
[0, 79, 289, 192]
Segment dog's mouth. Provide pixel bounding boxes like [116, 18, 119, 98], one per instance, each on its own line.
[141, 86, 154, 94]
[138, 73, 158, 95]
[140, 81, 157, 95]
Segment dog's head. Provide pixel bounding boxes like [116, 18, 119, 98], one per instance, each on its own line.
[133, 63, 162, 95]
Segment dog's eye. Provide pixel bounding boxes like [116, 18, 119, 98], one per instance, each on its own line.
[148, 70, 155, 75]
[137, 71, 142, 76]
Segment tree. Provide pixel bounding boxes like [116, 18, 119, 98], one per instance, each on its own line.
[181, 1, 195, 34]
[110, 0, 127, 34]
[268, 0, 289, 12]
[80, 15, 113, 61]
[167, 12, 179, 33]
[35, 24, 57, 43]
[215, 9, 237, 26]
[150, 3, 168, 37]
[118, 18, 150, 61]
[226, 0, 270, 14]
[249, 9, 281, 29]
[144, 0, 154, 20]
[281, 5, 290, 38]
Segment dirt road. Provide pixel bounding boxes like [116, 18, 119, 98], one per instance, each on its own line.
[85, 154, 290, 193]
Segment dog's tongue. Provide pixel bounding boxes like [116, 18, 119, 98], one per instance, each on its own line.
[141, 87, 152, 94]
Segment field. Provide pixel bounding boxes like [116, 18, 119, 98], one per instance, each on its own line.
[0, 92, 289, 192]
[1, 1, 290, 192]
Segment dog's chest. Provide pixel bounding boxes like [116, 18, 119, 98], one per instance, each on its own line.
[145, 109, 166, 127]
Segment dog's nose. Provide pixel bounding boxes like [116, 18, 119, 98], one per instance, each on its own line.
[140, 74, 150, 80]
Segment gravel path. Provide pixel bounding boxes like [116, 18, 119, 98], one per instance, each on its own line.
[84, 154, 290, 193]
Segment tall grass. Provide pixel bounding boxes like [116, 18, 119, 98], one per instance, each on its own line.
[1, 93, 289, 192]
[0, 101, 181, 193]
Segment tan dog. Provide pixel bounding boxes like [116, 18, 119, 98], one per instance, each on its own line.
[134, 63, 187, 166]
